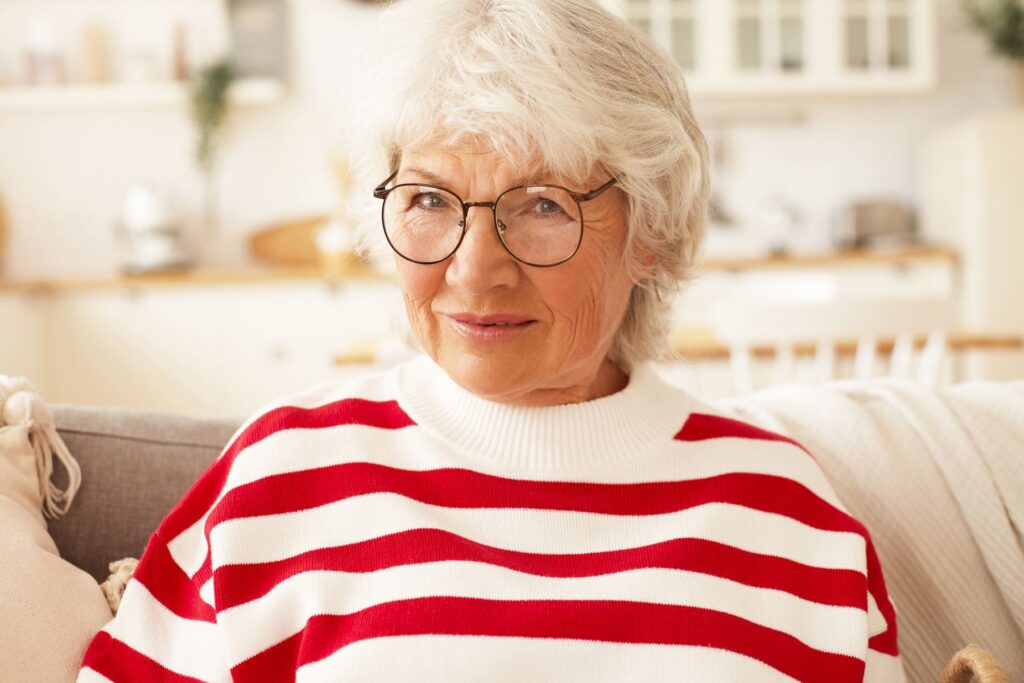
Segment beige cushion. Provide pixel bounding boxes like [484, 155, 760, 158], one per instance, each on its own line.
[0, 380, 113, 683]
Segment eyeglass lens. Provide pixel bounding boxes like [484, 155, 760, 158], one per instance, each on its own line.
[382, 184, 583, 265]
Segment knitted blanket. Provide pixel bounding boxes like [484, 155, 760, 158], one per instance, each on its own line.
[722, 379, 1024, 683]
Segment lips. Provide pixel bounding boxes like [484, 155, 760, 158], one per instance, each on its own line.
[444, 313, 536, 325]
[441, 312, 537, 343]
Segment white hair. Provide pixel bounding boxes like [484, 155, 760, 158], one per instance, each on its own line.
[345, 0, 711, 370]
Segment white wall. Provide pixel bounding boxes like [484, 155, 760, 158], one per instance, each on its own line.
[0, 0, 1017, 280]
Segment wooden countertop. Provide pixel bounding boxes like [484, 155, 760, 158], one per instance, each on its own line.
[695, 244, 958, 272]
[666, 328, 1022, 361]
[0, 245, 958, 295]
[332, 329, 1022, 365]
[0, 263, 388, 294]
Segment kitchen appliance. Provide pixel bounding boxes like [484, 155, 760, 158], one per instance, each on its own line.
[832, 199, 917, 249]
[113, 184, 192, 274]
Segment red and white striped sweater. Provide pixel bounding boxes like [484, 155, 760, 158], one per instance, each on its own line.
[78, 355, 905, 682]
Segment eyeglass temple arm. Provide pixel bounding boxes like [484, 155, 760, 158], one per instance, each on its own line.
[373, 171, 399, 199]
[579, 177, 618, 201]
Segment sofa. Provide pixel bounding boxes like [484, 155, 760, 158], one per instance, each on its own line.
[2, 374, 1021, 682]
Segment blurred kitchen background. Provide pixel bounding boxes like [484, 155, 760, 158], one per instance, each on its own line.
[1, 0, 1022, 418]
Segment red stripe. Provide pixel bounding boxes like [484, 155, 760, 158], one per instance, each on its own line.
[866, 533, 900, 655]
[230, 597, 866, 683]
[205, 463, 863, 541]
[80, 631, 204, 683]
[676, 412, 901, 649]
[213, 528, 866, 611]
[205, 463, 884, 633]
[157, 398, 414, 546]
[676, 412, 813, 457]
[192, 555, 213, 593]
[132, 532, 215, 622]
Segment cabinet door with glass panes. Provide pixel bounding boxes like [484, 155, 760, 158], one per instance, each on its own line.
[612, 0, 935, 97]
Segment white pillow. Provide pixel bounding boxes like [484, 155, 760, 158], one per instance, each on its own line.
[0, 376, 113, 682]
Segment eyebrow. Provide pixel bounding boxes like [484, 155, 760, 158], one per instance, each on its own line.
[399, 166, 546, 189]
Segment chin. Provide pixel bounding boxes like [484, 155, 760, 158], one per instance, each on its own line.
[441, 352, 536, 401]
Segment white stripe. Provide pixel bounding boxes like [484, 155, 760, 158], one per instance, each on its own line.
[105, 579, 230, 682]
[212, 424, 846, 512]
[200, 575, 215, 607]
[294, 635, 802, 683]
[216, 562, 867, 665]
[166, 511, 211, 579]
[867, 590, 888, 637]
[160, 373, 402, 576]
[864, 648, 907, 682]
[210, 493, 867, 571]
[76, 668, 114, 683]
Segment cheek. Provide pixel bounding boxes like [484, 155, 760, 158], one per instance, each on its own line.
[396, 261, 445, 321]
[539, 253, 627, 335]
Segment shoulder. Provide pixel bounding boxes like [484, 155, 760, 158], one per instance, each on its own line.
[153, 365, 416, 544]
[670, 390, 861, 523]
[224, 365, 415, 456]
[674, 403, 812, 454]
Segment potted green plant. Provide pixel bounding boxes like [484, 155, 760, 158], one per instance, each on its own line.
[189, 59, 235, 240]
[961, 0, 1024, 102]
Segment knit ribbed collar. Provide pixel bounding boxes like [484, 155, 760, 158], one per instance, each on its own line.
[393, 354, 696, 472]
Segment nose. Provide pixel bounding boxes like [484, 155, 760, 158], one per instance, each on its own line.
[445, 205, 520, 293]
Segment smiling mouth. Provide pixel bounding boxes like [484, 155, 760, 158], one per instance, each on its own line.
[442, 315, 537, 343]
[442, 313, 537, 325]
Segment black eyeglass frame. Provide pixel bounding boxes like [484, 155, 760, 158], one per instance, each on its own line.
[372, 171, 619, 267]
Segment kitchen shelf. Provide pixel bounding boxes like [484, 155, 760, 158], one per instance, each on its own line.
[698, 244, 957, 272]
[0, 245, 958, 295]
[0, 77, 284, 110]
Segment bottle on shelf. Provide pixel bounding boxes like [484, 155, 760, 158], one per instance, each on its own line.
[79, 21, 112, 84]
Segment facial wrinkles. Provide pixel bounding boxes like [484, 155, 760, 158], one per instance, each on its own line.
[393, 140, 634, 405]
[545, 208, 625, 372]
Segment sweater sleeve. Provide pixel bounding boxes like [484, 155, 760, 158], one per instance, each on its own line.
[75, 526, 231, 683]
[75, 396, 297, 683]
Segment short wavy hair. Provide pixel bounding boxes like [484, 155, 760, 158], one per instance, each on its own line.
[348, 0, 711, 371]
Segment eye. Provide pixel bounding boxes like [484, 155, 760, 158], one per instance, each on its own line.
[533, 198, 567, 215]
[412, 192, 450, 210]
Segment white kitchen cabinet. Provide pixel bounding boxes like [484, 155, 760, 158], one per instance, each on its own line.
[675, 257, 958, 341]
[613, 0, 936, 96]
[46, 282, 403, 419]
[0, 292, 51, 391]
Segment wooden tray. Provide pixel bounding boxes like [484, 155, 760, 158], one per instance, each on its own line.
[248, 214, 329, 267]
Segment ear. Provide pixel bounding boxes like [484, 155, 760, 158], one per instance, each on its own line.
[628, 242, 657, 285]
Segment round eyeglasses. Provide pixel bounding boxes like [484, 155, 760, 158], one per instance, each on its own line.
[372, 171, 619, 267]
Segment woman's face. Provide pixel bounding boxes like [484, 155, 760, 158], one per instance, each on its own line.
[391, 140, 637, 406]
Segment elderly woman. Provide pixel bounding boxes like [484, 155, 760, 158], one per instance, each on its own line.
[77, 1, 904, 682]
